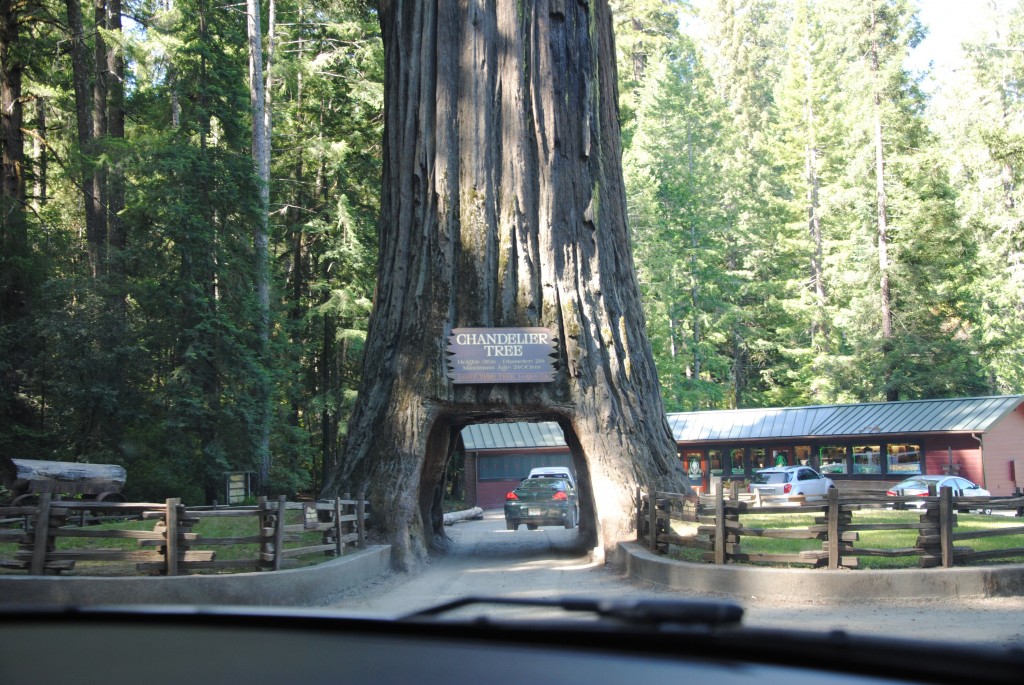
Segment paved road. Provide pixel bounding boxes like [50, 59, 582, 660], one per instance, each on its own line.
[329, 510, 1024, 647]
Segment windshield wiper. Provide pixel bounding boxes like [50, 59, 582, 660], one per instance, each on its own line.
[401, 596, 743, 628]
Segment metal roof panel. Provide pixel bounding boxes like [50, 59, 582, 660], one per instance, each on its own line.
[460, 422, 566, 450]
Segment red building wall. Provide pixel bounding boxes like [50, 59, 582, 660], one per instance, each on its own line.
[923, 433, 983, 486]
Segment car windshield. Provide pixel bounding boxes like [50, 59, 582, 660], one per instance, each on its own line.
[4, 1, 1024, 678]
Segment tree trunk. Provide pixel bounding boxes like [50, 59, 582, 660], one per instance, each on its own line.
[804, 91, 826, 347]
[246, 0, 273, 491]
[323, 0, 688, 570]
[1, 0, 29, 384]
[105, 0, 125, 268]
[64, 0, 105, 278]
[1, 0, 27, 304]
[31, 98, 46, 211]
[870, 4, 896, 401]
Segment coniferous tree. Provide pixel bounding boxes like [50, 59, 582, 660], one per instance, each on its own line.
[624, 32, 735, 410]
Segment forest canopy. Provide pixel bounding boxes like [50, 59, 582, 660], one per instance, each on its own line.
[1, 0, 1021, 503]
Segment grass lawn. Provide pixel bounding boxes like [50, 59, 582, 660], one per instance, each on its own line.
[669, 510, 1024, 568]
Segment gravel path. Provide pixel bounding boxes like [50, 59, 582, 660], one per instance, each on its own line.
[329, 510, 1024, 647]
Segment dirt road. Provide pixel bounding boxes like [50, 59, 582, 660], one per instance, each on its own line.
[329, 510, 1024, 647]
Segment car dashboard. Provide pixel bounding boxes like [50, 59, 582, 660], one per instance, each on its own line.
[1, 597, 1021, 685]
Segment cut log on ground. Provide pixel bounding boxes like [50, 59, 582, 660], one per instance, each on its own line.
[443, 508, 484, 526]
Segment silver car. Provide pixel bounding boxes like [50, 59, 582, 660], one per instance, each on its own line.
[886, 475, 992, 512]
[748, 466, 835, 499]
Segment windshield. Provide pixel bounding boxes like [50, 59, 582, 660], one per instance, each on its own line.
[3, 0, 1024, 668]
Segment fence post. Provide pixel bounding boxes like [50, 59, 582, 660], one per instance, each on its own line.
[827, 487, 840, 570]
[257, 496, 271, 566]
[30, 493, 52, 575]
[356, 491, 366, 548]
[940, 486, 954, 568]
[333, 497, 343, 556]
[165, 497, 180, 577]
[273, 495, 287, 571]
[648, 491, 658, 553]
[635, 486, 643, 542]
[714, 485, 725, 565]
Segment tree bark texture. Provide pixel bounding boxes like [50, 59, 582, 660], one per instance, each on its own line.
[246, 0, 273, 491]
[324, 0, 688, 570]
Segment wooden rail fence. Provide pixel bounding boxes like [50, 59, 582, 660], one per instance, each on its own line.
[0, 493, 368, 576]
[637, 486, 1024, 569]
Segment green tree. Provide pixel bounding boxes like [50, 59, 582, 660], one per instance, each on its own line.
[624, 32, 735, 410]
[823, 0, 985, 401]
[935, 1, 1024, 394]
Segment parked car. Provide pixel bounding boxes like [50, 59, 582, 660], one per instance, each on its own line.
[527, 466, 576, 489]
[886, 475, 992, 512]
[505, 477, 578, 530]
[748, 466, 835, 500]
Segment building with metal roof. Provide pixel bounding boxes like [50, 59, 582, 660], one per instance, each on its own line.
[668, 396, 1024, 495]
[459, 422, 570, 509]
[457, 396, 1024, 508]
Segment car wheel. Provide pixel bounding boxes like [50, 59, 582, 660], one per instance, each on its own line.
[527, 523, 538, 530]
[506, 519, 518, 531]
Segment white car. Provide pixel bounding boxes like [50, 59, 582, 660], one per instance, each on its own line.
[886, 475, 992, 512]
[527, 466, 576, 490]
[748, 466, 835, 499]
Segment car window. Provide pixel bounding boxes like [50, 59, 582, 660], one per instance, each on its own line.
[797, 469, 819, 481]
[516, 479, 569, 493]
[751, 472, 787, 485]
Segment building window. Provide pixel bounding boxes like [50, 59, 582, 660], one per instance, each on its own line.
[729, 448, 745, 476]
[771, 448, 789, 467]
[795, 446, 812, 466]
[819, 446, 848, 475]
[683, 450, 704, 483]
[709, 450, 723, 477]
[853, 445, 882, 474]
[887, 444, 922, 474]
[750, 448, 769, 471]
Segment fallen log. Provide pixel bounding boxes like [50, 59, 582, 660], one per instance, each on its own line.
[443, 507, 484, 526]
[1, 458, 127, 497]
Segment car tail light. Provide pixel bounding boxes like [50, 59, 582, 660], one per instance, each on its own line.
[886, 489, 896, 496]
[552, 491, 568, 501]
[505, 492, 518, 501]
[783, 483, 792, 494]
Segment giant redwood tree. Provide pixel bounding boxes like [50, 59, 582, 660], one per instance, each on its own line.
[323, 0, 689, 569]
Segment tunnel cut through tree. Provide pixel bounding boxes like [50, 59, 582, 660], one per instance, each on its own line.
[322, 0, 690, 570]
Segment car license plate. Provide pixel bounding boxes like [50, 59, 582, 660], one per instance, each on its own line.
[529, 508, 541, 516]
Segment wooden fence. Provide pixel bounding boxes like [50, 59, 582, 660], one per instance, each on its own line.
[0, 493, 368, 576]
[637, 486, 1024, 569]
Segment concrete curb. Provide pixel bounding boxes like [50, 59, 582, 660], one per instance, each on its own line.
[0, 545, 391, 607]
[617, 541, 1024, 600]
